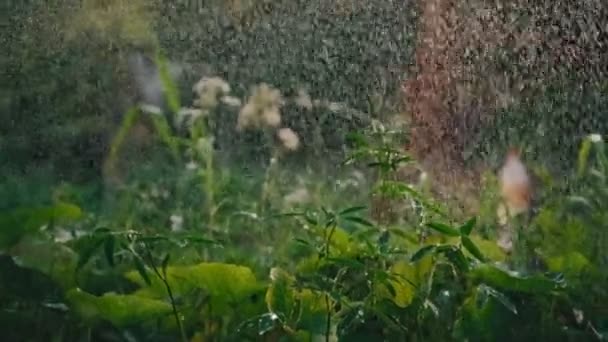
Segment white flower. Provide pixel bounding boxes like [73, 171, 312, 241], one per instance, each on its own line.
[193, 77, 231, 109]
[176, 107, 204, 127]
[236, 83, 283, 131]
[193, 76, 230, 96]
[327, 102, 343, 112]
[269, 267, 281, 281]
[295, 89, 313, 110]
[589, 134, 602, 143]
[277, 128, 300, 151]
[170, 214, 184, 232]
[263, 106, 281, 128]
[220, 95, 242, 107]
[284, 187, 311, 206]
[186, 161, 198, 170]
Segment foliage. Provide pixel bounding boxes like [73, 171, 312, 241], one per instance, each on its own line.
[2, 1, 608, 341]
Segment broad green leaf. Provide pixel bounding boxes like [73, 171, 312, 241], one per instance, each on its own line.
[375, 258, 432, 308]
[461, 236, 486, 262]
[426, 222, 460, 237]
[0, 202, 83, 249]
[12, 239, 78, 290]
[470, 264, 563, 294]
[66, 288, 172, 327]
[296, 289, 330, 335]
[468, 236, 507, 262]
[125, 262, 262, 316]
[545, 251, 590, 276]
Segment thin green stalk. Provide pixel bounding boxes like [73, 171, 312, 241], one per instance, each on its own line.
[142, 245, 188, 342]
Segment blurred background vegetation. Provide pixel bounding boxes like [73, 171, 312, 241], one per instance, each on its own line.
[1, 0, 607, 341]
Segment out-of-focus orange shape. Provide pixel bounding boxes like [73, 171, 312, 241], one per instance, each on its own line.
[499, 147, 532, 216]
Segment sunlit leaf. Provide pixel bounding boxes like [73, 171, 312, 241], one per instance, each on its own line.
[125, 262, 263, 316]
[265, 268, 295, 319]
[66, 288, 172, 327]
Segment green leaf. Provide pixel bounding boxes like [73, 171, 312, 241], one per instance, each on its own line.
[76, 237, 105, 271]
[341, 216, 374, 227]
[443, 248, 470, 273]
[426, 222, 460, 237]
[265, 269, 295, 319]
[103, 236, 115, 267]
[155, 50, 181, 113]
[478, 285, 518, 315]
[125, 262, 263, 316]
[461, 236, 485, 262]
[470, 264, 563, 294]
[410, 244, 437, 262]
[161, 254, 170, 277]
[133, 257, 151, 286]
[66, 288, 172, 327]
[577, 136, 593, 178]
[0, 202, 83, 249]
[459, 217, 477, 236]
[338, 206, 367, 216]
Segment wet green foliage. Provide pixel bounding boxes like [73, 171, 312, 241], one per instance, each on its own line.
[2, 1, 608, 341]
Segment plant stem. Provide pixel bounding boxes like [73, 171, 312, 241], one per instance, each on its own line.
[142, 245, 188, 342]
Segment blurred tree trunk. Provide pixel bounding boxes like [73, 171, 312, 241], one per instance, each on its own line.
[403, 0, 468, 187]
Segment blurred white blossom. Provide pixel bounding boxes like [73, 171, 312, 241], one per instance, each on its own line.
[295, 89, 313, 110]
[589, 134, 602, 143]
[220, 95, 242, 107]
[277, 127, 300, 151]
[170, 214, 184, 232]
[237, 83, 283, 131]
[284, 187, 311, 206]
[193, 76, 231, 109]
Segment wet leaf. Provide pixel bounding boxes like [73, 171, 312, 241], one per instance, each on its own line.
[470, 264, 563, 294]
[133, 257, 151, 286]
[103, 236, 115, 267]
[0, 202, 83, 249]
[459, 217, 477, 236]
[338, 206, 367, 216]
[426, 222, 460, 237]
[410, 244, 437, 262]
[66, 288, 172, 327]
[76, 237, 105, 271]
[478, 285, 518, 315]
[461, 236, 485, 262]
[342, 216, 374, 227]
